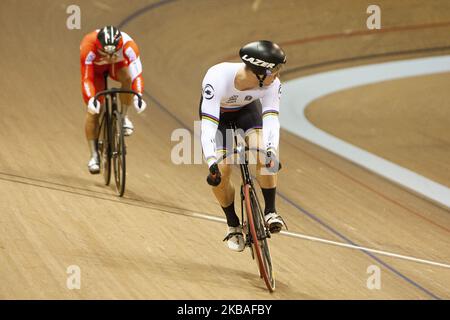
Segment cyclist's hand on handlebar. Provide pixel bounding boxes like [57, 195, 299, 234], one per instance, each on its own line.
[265, 150, 282, 172]
[206, 162, 222, 186]
[87, 97, 101, 114]
[133, 95, 147, 114]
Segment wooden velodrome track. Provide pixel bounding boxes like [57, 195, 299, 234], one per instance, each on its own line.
[0, 0, 449, 299]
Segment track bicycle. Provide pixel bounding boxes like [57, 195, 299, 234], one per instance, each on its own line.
[95, 71, 143, 197]
[217, 122, 283, 292]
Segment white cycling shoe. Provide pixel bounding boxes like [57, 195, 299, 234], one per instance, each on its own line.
[223, 226, 245, 252]
[88, 155, 100, 174]
[123, 116, 134, 136]
[264, 212, 285, 234]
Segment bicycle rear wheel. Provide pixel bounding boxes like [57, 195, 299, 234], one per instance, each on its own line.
[112, 110, 126, 196]
[244, 184, 275, 292]
[98, 111, 111, 185]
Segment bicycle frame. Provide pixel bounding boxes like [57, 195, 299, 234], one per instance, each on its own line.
[94, 72, 143, 196]
[218, 122, 269, 236]
[217, 122, 275, 291]
[94, 80, 143, 113]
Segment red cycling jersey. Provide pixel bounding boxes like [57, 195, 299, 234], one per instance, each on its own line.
[80, 30, 144, 104]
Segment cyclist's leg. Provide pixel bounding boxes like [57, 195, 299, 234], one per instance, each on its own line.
[111, 62, 134, 135]
[85, 112, 99, 141]
[111, 62, 133, 106]
[209, 112, 244, 251]
[211, 117, 239, 227]
[84, 68, 106, 172]
[216, 162, 245, 251]
[213, 151, 233, 208]
[84, 68, 106, 141]
[247, 130, 277, 188]
[236, 100, 275, 190]
[240, 101, 283, 232]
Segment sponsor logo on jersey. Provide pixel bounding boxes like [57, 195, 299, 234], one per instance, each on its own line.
[226, 95, 238, 104]
[203, 84, 214, 100]
[85, 51, 96, 65]
[241, 55, 276, 69]
[244, 95, 253, 101]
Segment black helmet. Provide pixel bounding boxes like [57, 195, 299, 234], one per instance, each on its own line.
[96, 26, 123, 54]
[239, 40, 286, 76]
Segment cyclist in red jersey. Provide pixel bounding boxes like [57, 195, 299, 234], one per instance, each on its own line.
[80, 26, 147, 174]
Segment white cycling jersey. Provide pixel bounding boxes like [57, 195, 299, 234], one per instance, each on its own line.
[200, 62, 281, 167]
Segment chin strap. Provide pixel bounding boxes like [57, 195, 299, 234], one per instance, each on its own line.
[256, 74, 267, 87]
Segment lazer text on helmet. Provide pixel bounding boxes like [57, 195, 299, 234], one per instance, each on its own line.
[241, 55, 276, 68]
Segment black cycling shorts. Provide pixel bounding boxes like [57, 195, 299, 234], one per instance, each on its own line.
[199, 96, 262, 152]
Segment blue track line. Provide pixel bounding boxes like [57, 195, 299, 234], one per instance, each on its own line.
[118, 1, 441, 300]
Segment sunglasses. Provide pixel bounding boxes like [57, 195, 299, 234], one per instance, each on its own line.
[98, 46, 119, 57]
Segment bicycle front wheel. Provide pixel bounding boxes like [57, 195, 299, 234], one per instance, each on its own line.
[111, 110, 126, 197]
[244, 184, 275, 292]
[98, 111, 111, 185]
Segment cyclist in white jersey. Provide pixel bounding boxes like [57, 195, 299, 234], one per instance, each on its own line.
[200, 40, 287, 252]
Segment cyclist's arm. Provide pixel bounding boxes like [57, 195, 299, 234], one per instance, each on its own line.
[123, 41, 144, 95]
[260, 79, 281, 154]
[80, 51, 97, 103]
[200, 72, 223, 168]
[80, 33, 98, 104]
